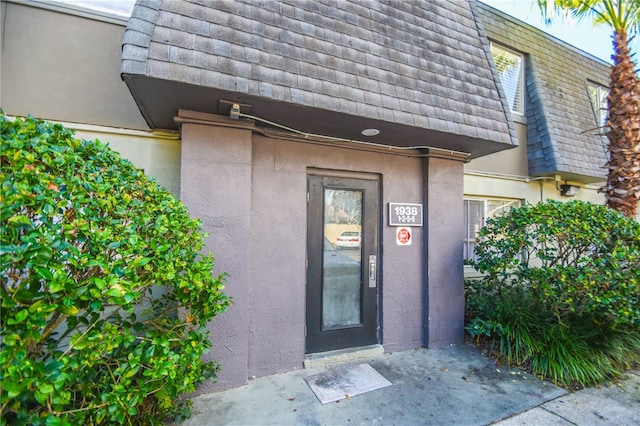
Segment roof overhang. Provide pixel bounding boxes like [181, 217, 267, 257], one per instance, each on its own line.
[122, 74, 516, 160]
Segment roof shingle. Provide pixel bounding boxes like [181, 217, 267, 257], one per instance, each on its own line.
[476, 2, 610, 180]
[121, 0, 518, 151]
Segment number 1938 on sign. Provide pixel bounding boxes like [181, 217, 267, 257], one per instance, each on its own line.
[388, 203, 423, 227]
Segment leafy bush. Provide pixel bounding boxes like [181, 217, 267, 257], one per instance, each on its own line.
[1, 114, 230, 424]
[466, 200, 640, 387]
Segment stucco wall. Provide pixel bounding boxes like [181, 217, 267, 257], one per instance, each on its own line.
[376, 153, 425, 352]
[247, 135, 426, 379]
[1, 2, 178, 196]
[71, 125, 181, 197]
[178, 113, 452, 391]
[0, 1, 148, 130]
[465, 122, 527, 176]
[464, 174, 605, 205]
[423, 157, 465, 347]
[180, 121, 254, 393]
[247, 136, 308, 376]
[464, 119, 606, 205]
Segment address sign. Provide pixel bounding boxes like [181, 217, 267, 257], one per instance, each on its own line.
[389, 203, 423, 226]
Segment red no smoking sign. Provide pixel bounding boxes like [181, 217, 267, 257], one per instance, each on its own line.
[396, 227, 412, 246]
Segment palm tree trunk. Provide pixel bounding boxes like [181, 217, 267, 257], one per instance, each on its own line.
[603, 30, 640, 218]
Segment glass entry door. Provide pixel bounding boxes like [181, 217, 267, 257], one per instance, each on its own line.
[306, 175, 379, 354]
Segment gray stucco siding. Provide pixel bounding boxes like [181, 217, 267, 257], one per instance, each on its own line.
[178, 110, 449, 390]
[248, 137, 308, 377]
[180, 123, 254, 392]
[246, 136, 427, 376]
[423, 157, 465, 347]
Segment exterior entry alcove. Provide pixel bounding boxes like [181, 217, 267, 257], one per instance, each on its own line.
[176, 110, 465, 391]
[121, 0, 516, 392]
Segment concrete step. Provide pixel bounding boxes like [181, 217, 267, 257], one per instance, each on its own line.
[303, 344, 384, 369]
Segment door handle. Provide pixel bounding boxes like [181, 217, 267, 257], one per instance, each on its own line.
[369, 255, 377, 288]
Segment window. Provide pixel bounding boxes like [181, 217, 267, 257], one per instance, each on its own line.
[588, 83, 609, 130]
[490, 43, 525, 115]
[463, 198, 521, 264]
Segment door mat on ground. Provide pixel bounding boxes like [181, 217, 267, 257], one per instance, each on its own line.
[305, 363, 392, 404]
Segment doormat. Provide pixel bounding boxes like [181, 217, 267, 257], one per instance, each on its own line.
[305, 363, 392, 404]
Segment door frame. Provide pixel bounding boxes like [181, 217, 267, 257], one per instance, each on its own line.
[305, 172, 381, 354]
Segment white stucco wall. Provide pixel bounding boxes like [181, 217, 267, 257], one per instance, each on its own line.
[69, 123, 181, 197]
[464, 173, 605, 206]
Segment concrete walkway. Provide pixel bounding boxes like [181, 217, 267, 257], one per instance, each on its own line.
[178, 346, 639, 426]
[494, 368, 640, 426]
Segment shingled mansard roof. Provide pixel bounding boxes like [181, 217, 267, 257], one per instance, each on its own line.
[476, 2, 611, 182]
[121, 0, 518, 158]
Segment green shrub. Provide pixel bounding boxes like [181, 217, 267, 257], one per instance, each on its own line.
[466, 200, 640, 387]
[1, 114, 231, 424]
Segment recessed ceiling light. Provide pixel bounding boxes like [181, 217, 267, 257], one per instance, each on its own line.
[361, 128, 380, 136]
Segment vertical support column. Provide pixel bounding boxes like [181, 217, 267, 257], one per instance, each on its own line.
[180, 115, 253, 390]
[422, 154, 465, 348]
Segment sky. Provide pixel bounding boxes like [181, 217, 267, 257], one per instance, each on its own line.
[57, 0, 639, 65]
